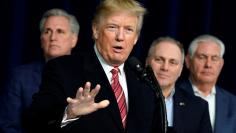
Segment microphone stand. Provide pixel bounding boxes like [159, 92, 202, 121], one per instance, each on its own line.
[127, 57, 167, 133]
[143, 66, 168, 133]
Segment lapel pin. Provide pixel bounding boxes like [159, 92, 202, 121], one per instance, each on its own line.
[179, 102, 185, 106]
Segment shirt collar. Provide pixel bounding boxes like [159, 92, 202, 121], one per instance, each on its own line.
[192, 84, 216, 97]
[165, 87, 175, 102]
[94, 45, 125, 75]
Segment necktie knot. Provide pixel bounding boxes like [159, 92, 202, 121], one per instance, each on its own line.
[111, 67, 119, 75]
[111, 67, 119, 84]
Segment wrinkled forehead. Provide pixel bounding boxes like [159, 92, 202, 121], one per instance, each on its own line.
[43, 16, 70, 29]
[155, 43, 183, 61]
[195, 42, 222, 56]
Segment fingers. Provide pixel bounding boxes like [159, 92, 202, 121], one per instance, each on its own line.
[90, 84, 101, 98]
[75, 82, 101, 99]
[75, 82, 92, 99]
[66, 82, 109, 117]
[97, 100, 110, 109]
[67, 97, 78, 104]
[67, 97, 73, 103]
[83, 82, 91, 97]
[75, 87, 83, 99]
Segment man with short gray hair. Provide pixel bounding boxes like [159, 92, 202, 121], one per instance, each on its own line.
[0, 8, 79, 133]
[178, 34, 236, 133]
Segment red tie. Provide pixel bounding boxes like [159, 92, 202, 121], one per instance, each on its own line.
[111, 67, 127, 128]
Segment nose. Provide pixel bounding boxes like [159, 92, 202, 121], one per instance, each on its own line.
[50, 32, 57, 41]
[115, 28, 124, 41]
[205, 58, 212, 68]
[160, 62, 169, 71]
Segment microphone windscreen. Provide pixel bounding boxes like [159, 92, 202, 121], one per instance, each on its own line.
[127, 56, 143, 73]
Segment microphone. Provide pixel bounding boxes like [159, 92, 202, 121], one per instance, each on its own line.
[127, 56, 168, 133]
[126, 56, 147, 81]
[127, 57, 162, 98]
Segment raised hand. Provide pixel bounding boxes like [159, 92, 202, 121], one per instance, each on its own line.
[66, 82, 110, 119]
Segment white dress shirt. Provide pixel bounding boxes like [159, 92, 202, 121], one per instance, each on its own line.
[192, 84, 216, 130]
[95, 45, 129, 107]
[165, 88, 175, 127]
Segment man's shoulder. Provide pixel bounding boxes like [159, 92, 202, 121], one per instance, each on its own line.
[45, 54, 84, 69]
[1, 61, 43, 94]
[43, 51, 98, 78]
[216, 86, 236, 103]
[176, 79, 194, 94]
[47, 51, 93, 66]
[9, 61, 44, 76]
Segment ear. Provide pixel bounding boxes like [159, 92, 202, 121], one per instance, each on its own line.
[133, 35, 138, 45]
[220, 58, 224, 70]
[185, 54, 191, 69]
[145, 59, 148, 67]
[145, 57, 149, 67]
[92, 24, 98, 39]
[178, 64, 183, 77]
[40, 35, 43, 48]
[71, 34, 78, 48]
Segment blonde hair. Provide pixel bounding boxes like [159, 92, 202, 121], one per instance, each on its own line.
[92, 0, 146, 35]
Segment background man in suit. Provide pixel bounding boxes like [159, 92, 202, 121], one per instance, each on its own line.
[146, 37, 212, 133]
[0, 8, 79, 133]
[178, 34, 236, 133]
[23, 0, 161, 133]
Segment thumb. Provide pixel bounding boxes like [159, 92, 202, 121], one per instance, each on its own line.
[67, 97, 77, 104]
[97, 100, 110, 109]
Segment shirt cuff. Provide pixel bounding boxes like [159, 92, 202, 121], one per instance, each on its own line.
[60, 107, 79, 127]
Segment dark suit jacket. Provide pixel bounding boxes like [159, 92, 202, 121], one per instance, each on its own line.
[23, 50, 160, 133]
[171, 86, 212, 133]
[177, 80, 236, 133]
[0, 61, 44, 133]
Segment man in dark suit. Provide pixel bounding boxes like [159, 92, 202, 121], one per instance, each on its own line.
[0, 8, 79, 133]
[23, 0, 161, 133]
[145, 37, 212, 133]
[178, 34, 236, 133]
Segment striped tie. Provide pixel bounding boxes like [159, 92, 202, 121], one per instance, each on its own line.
[111, 67, 127, 128]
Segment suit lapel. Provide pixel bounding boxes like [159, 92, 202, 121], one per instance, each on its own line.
[83, 50, 124, 131]
[124, 63, 151, 132]
[124, 64, 138, 122]
[214, 87, 228, 133]
[178, 80, 195, 94]
[173, 88, 188, 133]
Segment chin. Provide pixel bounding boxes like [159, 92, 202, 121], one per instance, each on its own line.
[112, 57, 125, 63]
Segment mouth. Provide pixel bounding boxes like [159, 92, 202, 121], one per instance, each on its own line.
[201, 72, 214, 76]
[112, 46, 123, 53]
[49, 44, 59, 48]
[158, 73, 169, 79]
